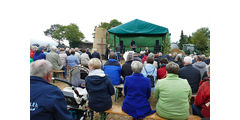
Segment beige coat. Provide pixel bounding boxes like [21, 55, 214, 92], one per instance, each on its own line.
[46, 51, 63, 70]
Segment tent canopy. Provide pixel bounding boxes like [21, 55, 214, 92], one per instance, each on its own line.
[108, 19, 169, 35]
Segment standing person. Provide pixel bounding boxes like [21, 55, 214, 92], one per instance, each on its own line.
[121, 53, 134, 82]
[103, 52, 123, 96]
[192, 55, 207, 79]
[30, 60, 72, 120]
[192, 65, 210, 119]
[80, 49, 90, 68]
[122, 61, 155, 120]
[86, 48, 92, 59]
[59, 48, 67, 78]
[74, 48, 81, 62]
[131, 40, 136, 52]
[145, 47, 150, 54]
[157, 58, 168, 79]
[141, 57, 157, 91]
[105, 45, 110, 60]
[33, 46, 46, 61]
[85, 58, 115, 112]
[66, 50, 80, 68]
[91, 48, 101, 59]
[116, 44, 121, 61]
[179, 56, 201, 94]
[46, 46, 63, 71]
[155, 62, 192, 120]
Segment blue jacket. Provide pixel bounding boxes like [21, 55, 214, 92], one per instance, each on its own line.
[178, 64, 201, 93]
[67, 55, 80, 67]
[33, 52, 46, 61]
[85, 69, 115, 112]
[30, 76, 72, 120]
[103, 59, 122, 85]
[92, 51, 100, 59]
[122, 73, 155, 119]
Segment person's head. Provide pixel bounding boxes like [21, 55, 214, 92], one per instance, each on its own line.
[160, 58, 168, 64]
[65, 47, 69, 51]
[36, 46, 45, 53]
[132, 40, 134, 42]
[196, 55, 203, 62]
[30, 60, 53, 83]
[93, 48, 97, 52]
[148, 53, 155, 58]
[158, 52, 162, 57]
[184, 56, 192, 66]
[109, 52, 117, 60]
[82, 49, 86, 53]
[71, 50, 75, 55]
[146, 56, 154, 64]
[87, 48, 90, 51]
[166, 62, 179, 74]
[175, 54, 182, 61]
[131, 61, 143, 73]
[75, 47, 79, 52]
[145, 47, 148, 50]
[126, 53, 133, 62]
[144, 52, 149, 56]
[88, 58, 101, 70]
[51, 46, 57, 52]
[60, 48, 65, 51]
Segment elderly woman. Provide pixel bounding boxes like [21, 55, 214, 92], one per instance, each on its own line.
[144, 53, 158, 69]
[122, 61, 155, 120]
[85, 58, 115, 112]
[154, 62, 192, 120]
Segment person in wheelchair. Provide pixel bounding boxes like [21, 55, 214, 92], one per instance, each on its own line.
[85, 58, 115, 112]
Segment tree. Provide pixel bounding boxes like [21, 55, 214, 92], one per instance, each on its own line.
[44, 23, 85, 48]
[191, 27, 210, 55]
[97, 19, 122, 30]
[44, 24, 62, 44]
[178, 30, 188, 49]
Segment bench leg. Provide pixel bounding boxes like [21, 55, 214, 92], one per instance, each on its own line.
[100, 113, 107, 120]
[115, 88, 119, 102]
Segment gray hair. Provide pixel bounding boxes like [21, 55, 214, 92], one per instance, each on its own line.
[51, 46, 57, 51]
[131, 61, 143, 73]
[148, 53, 155, 58]
[30, 60, 53, 78]
[184, 56, 192, 64]
[126, 53, 133, 61]
[166, 62, 179, 74]
[88, 58, 101, 69]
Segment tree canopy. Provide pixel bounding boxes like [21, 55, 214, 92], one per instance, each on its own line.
[96, 19, 122, 30]
[44, 23, 84, 48]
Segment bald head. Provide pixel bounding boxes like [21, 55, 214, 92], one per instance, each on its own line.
[30, 60, 53, 79]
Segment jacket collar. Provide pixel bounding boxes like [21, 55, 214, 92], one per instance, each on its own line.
[166, 73, 178, 79]
[88, 69, 105, 77]
[132, 73, 143, 76]
[30, 76, 49, 84]
[108, 59, 118, 62]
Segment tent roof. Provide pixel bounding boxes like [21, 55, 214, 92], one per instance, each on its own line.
[108, 19, 169, 35]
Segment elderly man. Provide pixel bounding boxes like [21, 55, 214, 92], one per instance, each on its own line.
[80, 49, 90, 67]
[30, 60, 72, 120]
[46, 46, 63, 70]
[179, 56, 201, 94]
[91, 48, 100, 59]
[193, 55, 207, 79]
[74, 47, 81, 61]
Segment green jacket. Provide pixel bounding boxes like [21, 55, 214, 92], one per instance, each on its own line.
[154, 74, 192, 120]
[46, 51, 63, 70]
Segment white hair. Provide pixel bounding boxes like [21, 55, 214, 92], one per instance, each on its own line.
[184, 56, 192, 64]
[30, 60, 53, 78]
[51, 46, 57, 51]
[148, 53, 155, 58]
[131, 61, 143, 73]
[158, 52, 162, 56]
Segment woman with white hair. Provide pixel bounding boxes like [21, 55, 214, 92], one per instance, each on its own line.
[85, 58, 115, 112]
[122, 61, 155, 120]
[155, 62, 192, 120]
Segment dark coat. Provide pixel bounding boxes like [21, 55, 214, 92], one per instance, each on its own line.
[33, 52, 46, 61]
[30, 76, 72, 120]
[121, 61, 133, 81]
[92, 51, 100, 59]
[174, 60, 184, 68]
[85, 74, 115, 112]
[122, 73, 155, 119]
[86, 51, 92, 59]
[178, 64, 201, 93]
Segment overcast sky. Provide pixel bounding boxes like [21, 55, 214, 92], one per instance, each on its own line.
[27, 0, 210, 45]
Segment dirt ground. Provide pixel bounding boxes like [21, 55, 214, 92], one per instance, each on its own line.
[51, 60, 199, 120]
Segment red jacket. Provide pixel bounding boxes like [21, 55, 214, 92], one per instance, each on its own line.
[194, 78, 210, 118]
[157, 66, 167, 79]
[30, 50, 35, 58]
[142, 55, 148, 64]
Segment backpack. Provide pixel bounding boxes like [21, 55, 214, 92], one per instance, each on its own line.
[144, 66, 155, 88]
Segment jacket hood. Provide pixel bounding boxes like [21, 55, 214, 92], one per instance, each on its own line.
[87, 69, 107, 85]
[194, 61, 207, 68]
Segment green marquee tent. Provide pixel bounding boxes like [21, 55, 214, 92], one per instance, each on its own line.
[108, 19, 170, 53]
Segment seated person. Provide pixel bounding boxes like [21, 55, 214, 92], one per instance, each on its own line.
[122, 61, 155, 120]
[154, 62, 192, 120]
[67, 50, 80, 67]
[121, 53, 134, 82]
[157, 58, 168, 79]
[30, 60, 72, 120]
[85, 58, 115, 112]
[192, 65, 210, 118]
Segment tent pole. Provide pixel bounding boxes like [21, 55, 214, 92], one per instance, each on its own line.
[114, 34, 116, 51]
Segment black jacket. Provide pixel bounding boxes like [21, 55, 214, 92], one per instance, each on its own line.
[86, 51, 92, 59]
[92, 51, 100, 59]
[178, 64, 201, 93]
[121, 61, 133, 81]
[85, 75, 115, 112]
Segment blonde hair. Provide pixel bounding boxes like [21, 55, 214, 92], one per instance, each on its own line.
[88, 58, 101, 69]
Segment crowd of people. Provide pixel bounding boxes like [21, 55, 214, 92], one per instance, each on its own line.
[30, 45, 210, 120]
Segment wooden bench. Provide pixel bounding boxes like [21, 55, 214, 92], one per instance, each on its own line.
[100, 105, 201, 120]
[52, 70, 65, 82]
